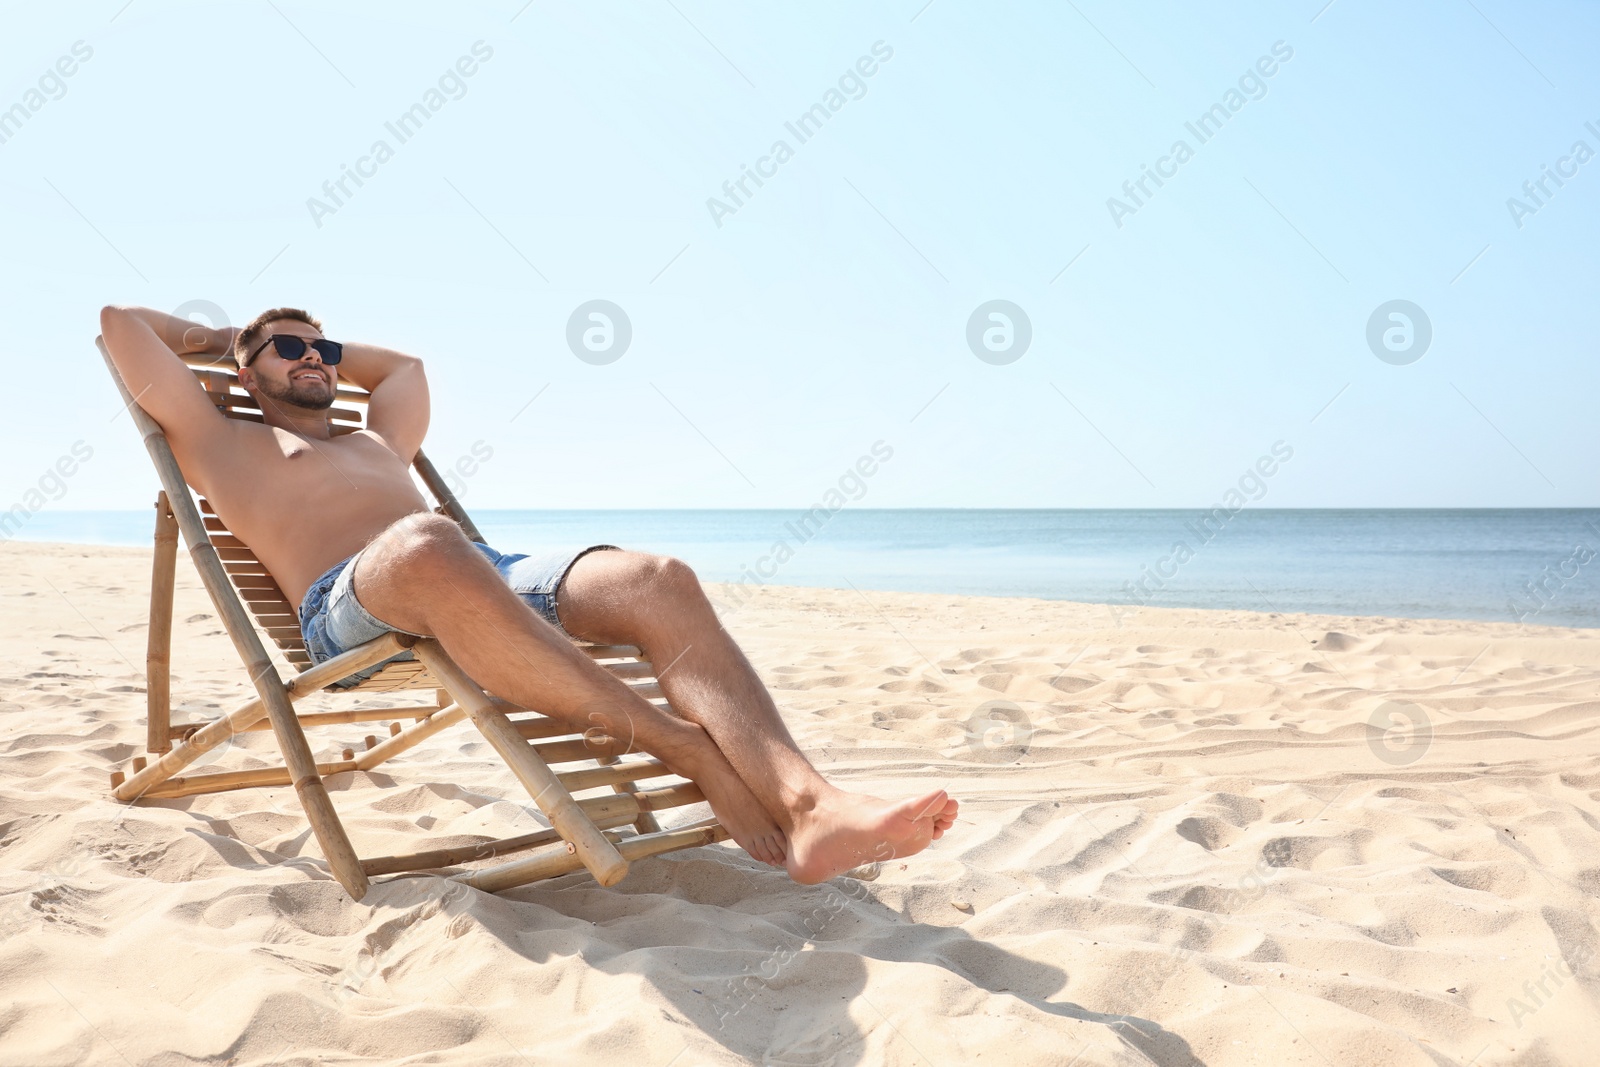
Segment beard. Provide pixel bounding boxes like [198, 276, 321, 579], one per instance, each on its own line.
[255, 373, 335, 411]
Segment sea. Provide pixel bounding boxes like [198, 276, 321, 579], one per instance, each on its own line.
[8, 509, 1599, 629]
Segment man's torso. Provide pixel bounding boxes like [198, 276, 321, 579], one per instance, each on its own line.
[175, 421, 429, 606]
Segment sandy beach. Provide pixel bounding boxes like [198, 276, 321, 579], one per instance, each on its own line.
[2, 540, 1598, 1066]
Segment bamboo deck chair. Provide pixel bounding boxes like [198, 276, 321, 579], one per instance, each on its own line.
[97, 338, 728, 901]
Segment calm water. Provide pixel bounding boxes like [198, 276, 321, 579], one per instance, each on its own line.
[9, 509, 1600, 628]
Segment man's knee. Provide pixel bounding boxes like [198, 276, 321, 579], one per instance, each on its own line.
[651, 554, 703, 598]
[373, 512, 476, 577]
[602, 552, 706, 608]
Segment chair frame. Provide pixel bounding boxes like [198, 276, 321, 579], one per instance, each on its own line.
[98, 338, 727, 901]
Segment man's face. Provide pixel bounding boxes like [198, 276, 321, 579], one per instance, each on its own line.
[240, 320, 338, 412]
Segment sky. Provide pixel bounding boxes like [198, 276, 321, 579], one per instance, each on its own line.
[1, 0, 1595, 511]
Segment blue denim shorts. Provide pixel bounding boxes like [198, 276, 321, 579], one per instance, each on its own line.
[297, 541, 618, 687]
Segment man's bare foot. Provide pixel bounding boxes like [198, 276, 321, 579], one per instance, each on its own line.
[785, 787, 959, 885]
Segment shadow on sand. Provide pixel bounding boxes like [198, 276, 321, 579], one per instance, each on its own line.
[164, 786, 1204, 1065]
[423, 845, 1204, 1067]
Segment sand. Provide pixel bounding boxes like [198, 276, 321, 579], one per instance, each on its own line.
[1, 540, 1598, 1066]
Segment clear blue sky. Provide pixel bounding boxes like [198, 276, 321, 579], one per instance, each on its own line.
[2, 0, 1595, 510]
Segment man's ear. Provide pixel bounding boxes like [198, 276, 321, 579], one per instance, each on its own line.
[236, 365, 256, 392]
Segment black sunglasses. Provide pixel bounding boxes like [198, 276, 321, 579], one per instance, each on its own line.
[245, 334, 344, 367]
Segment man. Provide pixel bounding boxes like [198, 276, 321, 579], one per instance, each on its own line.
[100, 304, 959, 884]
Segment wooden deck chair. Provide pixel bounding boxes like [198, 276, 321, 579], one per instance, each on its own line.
[97, 337, 728, 900]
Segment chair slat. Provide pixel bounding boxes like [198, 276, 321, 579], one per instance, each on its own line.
[581, 645, 644, 660]
[175, 352, 238, 371]
[239, 592, 291, 610]
[605, 661, 656, 680]
[350, 669, 440, 693]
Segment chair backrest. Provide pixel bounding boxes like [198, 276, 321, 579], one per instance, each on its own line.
[173, 354, 475, 688]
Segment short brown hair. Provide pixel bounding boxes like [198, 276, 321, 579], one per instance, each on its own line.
[234, 307, 323, 367]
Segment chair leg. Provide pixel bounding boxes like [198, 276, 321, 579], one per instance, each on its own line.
[146, 492, 179, 754]
[257, 672, 369, 901]
[412, 640, 631, 887]
[596, 755, 663, 834]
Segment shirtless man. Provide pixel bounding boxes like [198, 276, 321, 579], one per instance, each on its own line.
[100, 304, 959, 884]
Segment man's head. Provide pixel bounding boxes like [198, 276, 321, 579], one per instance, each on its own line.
[233, 307, 338, 412]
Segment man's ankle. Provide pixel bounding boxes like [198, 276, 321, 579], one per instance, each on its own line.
[779, 777, 840, 819]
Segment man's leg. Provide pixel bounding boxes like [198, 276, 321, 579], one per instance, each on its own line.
[554, 549, 960, 884]
[348, 513, 788, 864]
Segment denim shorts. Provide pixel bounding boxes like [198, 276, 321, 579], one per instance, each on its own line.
[297, 541, 618, 688]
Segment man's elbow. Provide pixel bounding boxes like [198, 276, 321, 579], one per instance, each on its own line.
[100, 305, 141, 337]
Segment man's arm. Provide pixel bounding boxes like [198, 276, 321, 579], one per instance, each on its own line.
[99, 306, 237, 445]
[336, 343, 429, 463]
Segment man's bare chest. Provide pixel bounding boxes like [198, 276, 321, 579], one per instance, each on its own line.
[183, 425, 418, 504]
